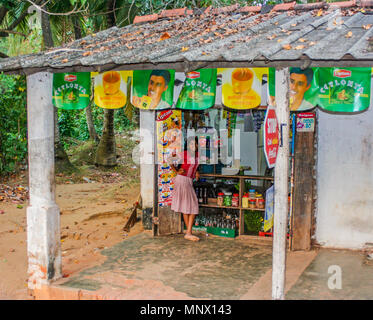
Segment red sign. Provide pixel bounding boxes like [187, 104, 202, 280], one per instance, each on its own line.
[263, 106, 279, 169]
[186, 71, 200, 79]
[156, 110, 173, 121]
[64, 74, 77, 82]
[333, 69, 351, 78]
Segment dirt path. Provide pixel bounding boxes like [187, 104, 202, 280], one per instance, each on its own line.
[0, 181, 141, 300]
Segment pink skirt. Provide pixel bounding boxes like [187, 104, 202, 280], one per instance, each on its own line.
[171, 174, 199, 215]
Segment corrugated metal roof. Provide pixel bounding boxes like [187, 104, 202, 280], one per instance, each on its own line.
[2, 1, 373, 75]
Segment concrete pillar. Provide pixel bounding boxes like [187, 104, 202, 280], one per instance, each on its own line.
[272, 68, 290, 300]
[26, 72, 61, 289]
[139, 110, 155, 228]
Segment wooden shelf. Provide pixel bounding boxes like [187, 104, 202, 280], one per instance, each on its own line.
[199, 203, 265, 211]
[200, 173, 274, 181]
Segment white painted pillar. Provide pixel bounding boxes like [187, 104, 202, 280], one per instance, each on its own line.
[26, 72, 61, 289]
[272, 68, 290, 300]
[139, 110, 155, 208]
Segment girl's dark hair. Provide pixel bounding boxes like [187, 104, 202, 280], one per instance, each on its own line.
[184, 136, 199, 153]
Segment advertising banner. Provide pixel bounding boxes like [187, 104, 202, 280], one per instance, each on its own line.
[220, 68, 268, 109]
[132, 69, 175, 110]
[52, 72, 90, 110]
[175, 69, 217, 110]
[268, 67, 371, 112]
[316, 67, 371, 112]
[94, 71, 131, 109]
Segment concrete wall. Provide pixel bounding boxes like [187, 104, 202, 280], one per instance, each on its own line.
[316, 106, 373, 249]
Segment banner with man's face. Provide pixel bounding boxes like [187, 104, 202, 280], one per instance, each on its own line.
[132, 69, 175, 110]
[268, 67, 371, 112]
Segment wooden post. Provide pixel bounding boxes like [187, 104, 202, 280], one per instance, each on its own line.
[272, 68, 290, 300]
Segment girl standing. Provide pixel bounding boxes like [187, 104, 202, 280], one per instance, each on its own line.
[171, 137, 200, 241]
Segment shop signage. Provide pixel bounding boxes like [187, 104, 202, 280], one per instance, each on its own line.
[263, 106, 279, 169]
[174, 68, 217, 110]
[296, 113, 315, 132]
[268, 67, 372, 113]
[94, 71, 131, 109]
[132, 69, 175, 110]
[220, 68, 268, 109]
[52, 72, 90, 110]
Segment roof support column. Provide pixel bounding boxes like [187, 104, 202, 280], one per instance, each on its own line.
[272, 67, 290, 300]
[26, 72, 61, 290]
[140, 110, 155, 206]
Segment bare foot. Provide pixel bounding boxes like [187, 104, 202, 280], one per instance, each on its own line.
[184, 234, 199, 241]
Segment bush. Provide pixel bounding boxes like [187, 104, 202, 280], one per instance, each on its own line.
[0, 74, 27, 175]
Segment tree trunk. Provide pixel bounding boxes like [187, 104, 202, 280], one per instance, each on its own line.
[41, 11, 54, 49]
[54, 108, 74, 171]
[85, 102, 99, 143]
[72, 16, 83, 40]
[94, 0, 118, 166]
[95, 109, 116, 166]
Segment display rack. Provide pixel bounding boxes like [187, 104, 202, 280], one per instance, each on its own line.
[199, 173, 274, 236]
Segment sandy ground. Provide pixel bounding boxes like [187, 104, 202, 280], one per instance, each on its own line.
[0, 181, 141, 300]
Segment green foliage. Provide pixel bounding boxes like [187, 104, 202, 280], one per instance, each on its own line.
[244, 210, 264, 233]
[57, 104, 136, 149]
[0, 73, 27, 174]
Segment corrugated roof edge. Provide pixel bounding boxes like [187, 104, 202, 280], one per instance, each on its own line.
[133, 0, 372, 24]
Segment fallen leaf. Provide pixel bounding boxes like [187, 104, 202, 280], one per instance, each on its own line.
[83, 51, 92, 57]
[291, 23, 297, 27]
[317, 9, 323, 17]
[80, 40, 87, 45]
[0, 210, 4, 214]
[283, 44, 292, 50]
[295, 45, 305, 50]
[277, 39, 283, 43]
[159, 32, 171, 41]
[309, 41, 316, 46]
[267, 34, 277, 40]
[345, 31, 353, 38]
[299, 38, 307, 43]
[363, 24, 372, 30]
[62, 59, 69, 63]
[181, 46, 189, 52]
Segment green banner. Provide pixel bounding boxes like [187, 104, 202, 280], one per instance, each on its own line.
[268, 67, 371, 112]
[132, 70, 175, 110]
[175, 69, 217, 110]
[316, 68, 371, 112]
[52, 72, 90, 110]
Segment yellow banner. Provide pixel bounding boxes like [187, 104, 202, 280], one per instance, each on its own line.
[94, 71, 132, 109]
[220, 68, 268, 110]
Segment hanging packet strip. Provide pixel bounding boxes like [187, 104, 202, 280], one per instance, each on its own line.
[175, 69, 217, 110]
[156, 109, 182, 207]
[132, 69, 175, 110]
[220, 68, 268, 109]
[52, 72, 91, 110]
[94, 71, 131, 109]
